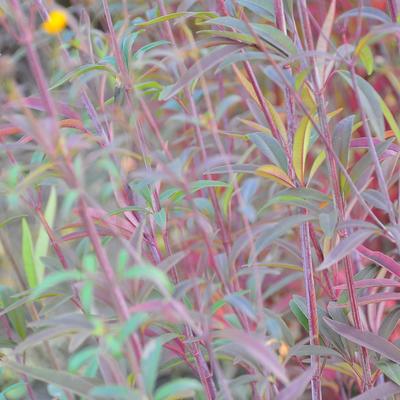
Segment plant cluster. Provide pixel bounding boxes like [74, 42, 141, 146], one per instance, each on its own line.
[0, 0, 400, 399]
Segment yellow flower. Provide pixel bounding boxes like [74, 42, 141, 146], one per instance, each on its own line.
[41, 10, 67, 35]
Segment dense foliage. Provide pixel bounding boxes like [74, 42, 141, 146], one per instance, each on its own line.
[0, 0, 400, 399]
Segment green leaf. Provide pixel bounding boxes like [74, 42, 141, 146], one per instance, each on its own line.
[121, 31, 142, 69]
[1, 382, 26, 399]
[154, 378, 202, 400]
[190, 180, 228, 192]
[289, 298, 309, 331]
[90, 385, 139, 399]
[379, 97, 400, 142]
[333, 115, 354, 167]
[339, 70, 384, 139]
[224, 292, 256, 321]
[355, 23, 400, 55]
[49, 64, 116, 91]
[119, 313, 149, 343]
[0, 214, 27, 229]
[347, 139, 393, 195]
[124, 265, 174, 294]
[237, 0, 275, 21]
[332, 115, 354, 189]
[154, 208, 167, 230]
[248, 133, 288, 171]
[293, 116, 312, 184]
[135, 11, 216, 27]
[141, 334, 177, 395]
[253, 23, 297, 56]
[0, 287, 27, 339]
[32, 270, 83, 298]
[198, 29, 256, 45]
[68, 347, 98, 372]
[0, 358, 98, 398]
[359, 45, 374, 75]
[134, 40, 170, 60]
[35, 186, 57, 283]
[307, 150, 326, 184]
[22, 218, 38, 289]
[378, 360, 400, 385]
[255, 164, 294, 188]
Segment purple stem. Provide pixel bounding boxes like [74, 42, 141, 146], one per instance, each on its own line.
[297, 0, 372, 390]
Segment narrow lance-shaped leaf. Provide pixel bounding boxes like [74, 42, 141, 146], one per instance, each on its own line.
[21, 218, 38, 289]
[324, 317, 400, 364]
[336, 6, 391, 25]
[233, 65, 287, 141]
[350, 382, 400, 400]
[215, 329, 289, 384]
[379, 96, 400, 142]
[202, 17, 296, 56]
[49, 64, 116, 91]
[378, 360, 400, 386]
[135, 11, 217, 27]
[293, 116, 311, 184]
[248, 133, 288, 171]
[357, 245, 400, 278]
[307, 150, 326, 184]
[0, 358, 97, 398]
[339, 70, 384, 139]
[316, 0, 336, 85]
[256, 165, 295, 188]
[237, 0, 275, 21]
[154, 378, 203, 400]
[140, 333, 178, 396]
[359, 45, 374, 75]
[276, 366, 316, 400]
[160, 44, 245, 100]
[379, 306, 400, 339]
[35, 186, 57, 283]
[318, 230, 373, 271]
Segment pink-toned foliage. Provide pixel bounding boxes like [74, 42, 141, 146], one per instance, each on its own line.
[0, 0, 399, 399]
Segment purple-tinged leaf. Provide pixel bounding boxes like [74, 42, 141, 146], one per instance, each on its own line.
[289, 344, 342, 359]
[16, 324, 90, 354]
[318, 230, 373, 271]
[160, 44, 245, 100]
[332, 293, 400, 308]
[378, 360, 400, 385]
[336, 7, 391, 25]
[379, 306, 400, 339]
[357, 245, 400, 278]
[339, 71, 384, 139]
[0, 358, 98, 398]
[350, 382, 400, 400]
[215, 329, 288, 384]
[324, 318, 400, 363]
[335, 278, 400, 290]
[276, 366, 316, 400]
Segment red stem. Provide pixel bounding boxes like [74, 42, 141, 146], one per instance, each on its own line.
[297, 0, 372, 390]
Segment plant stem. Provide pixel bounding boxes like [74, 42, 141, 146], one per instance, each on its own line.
[297, 0, 372, 390]
[348, 62, 397, 228]
[236, 2, 388, 234]
[300, 221, 322, 399]
[273, 2, 321, 397]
